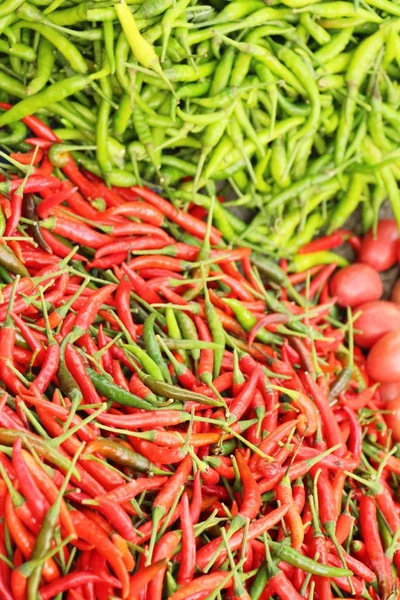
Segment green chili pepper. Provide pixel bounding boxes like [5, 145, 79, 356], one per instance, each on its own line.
[87, 368, 158, 410]
[175, 310, 200, 363]
[0, 73, 105, 127]
[140, 374, 223, 406]
[289, 251, 349, 272]
[15, 21, 88, 74]
[85, 438, 163, 473]
[0, 120, 27, 145]
[0, 245, 29, 277]
[328, 173, 366, 233]
[143, 313, 171, 382]
[268, 539, 353, 577]
[0, 0, 25, 18]
[224, 298, 281, 345]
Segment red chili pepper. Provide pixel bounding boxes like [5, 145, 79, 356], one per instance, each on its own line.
[302, 372, 346, 456]
[5, 191, 23, 237]
[11, 312, 45, 360]
[95, 237, 168, 260]
[64, 343, 102, 404]
[100, 201, 165, 227]
[177, 492, 196, 585]
[196, 505, 289, 571]
[169, 573, 234, 600]
[5, 492, 60, 581]
[20, 449, 76, 538]
[11, 548, 27, 600]
[25, 138, 54, 148]
[4, 175, 59, 195]
[41, 215, 114, 249]
[39, 572, 121, 600]
[115, 279, 137, 342]
[72, 284, 116, 339]
[146, 531, 180, 600]
[229, 366, 260, 422]
[359, 494, 393, 600]
[12, 438, 49, 522]
[0, 527, 13, 600]
[109, 359, 129, 391]
[212, 271, 255, 302]
[70, 511, 130, 598]
[147, 453, 192, 557]
[193, 316, 213, 383]
[37, 183, 78, 219]
[234, 450, 261, 523]
[94, 494, 137, 542]
[129, 186, 222, 245]
[39, 229, 87, 262]
[0, 309, 25, 397]
[375, 483, 400, 536]
[328, 550, 375, 583]
[120, 262, 162, 304]
[304, 262, 338, 298]
[299, 230, 350, 254]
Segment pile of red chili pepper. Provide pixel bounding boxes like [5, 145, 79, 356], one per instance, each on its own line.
[0, 111, 399, 600]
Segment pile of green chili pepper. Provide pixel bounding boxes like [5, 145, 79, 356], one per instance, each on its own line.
[0, 119, 398, 599]
[0, 0, 400, 253]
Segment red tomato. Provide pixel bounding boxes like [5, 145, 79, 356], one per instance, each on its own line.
[329, 263, 382, 307]
[367, 330, 400, 383]
[383, 395, 400, 442]
[391, 279, 400, 304]
[359, 219, 399, 272]
[379, 381, 400, 404]
[353, 301, 400, 348]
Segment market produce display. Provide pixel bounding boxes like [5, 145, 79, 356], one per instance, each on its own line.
[0, 0, 400, 253]
[0, 115, 399, 599]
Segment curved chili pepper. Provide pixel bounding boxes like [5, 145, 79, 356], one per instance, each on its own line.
[177, 493, 196, 585]
[22, 194, 52, 253]
[94, 495, 137, 543]
[4, 493, 60, 582]
[130, 186, 222, 245]
[168, 571, 233, 600]
[33, 342, 60, 393]
[20, 450, 76, 538]
[11, 549, 27, 600]
[65, 343, 102, 405]
[229, 366, 260, 422]
[146, 531, 180, 600]
[360, 494, 393, 600]
[12, 439, 48, 523]
[276, 473, 304, 551]
[0, 535, 13, 600]
[115, 279, 137, 342]
[148, 454, 192, 560]
[302, 371, 346, 455]
[121, 262, 162, 304]
[234, 450, 261, 524]
[84, 438, 163, 474]
[100, 201, 165, 227]
[37, 183, 79, 219]
[39, 572, 120, 600]
[196, 505, 289, 571]
[70, 511, 130, 598]
[101, 476, 167, 506]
